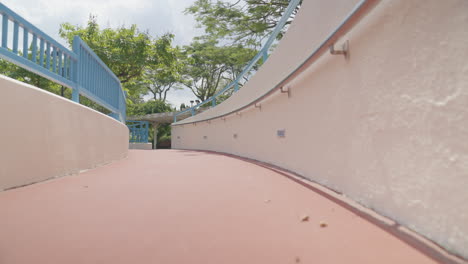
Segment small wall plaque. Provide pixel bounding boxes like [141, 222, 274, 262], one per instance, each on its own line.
[277, 129, 286, 138]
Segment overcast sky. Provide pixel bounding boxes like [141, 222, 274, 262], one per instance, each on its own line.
[1, 0, 204, 108]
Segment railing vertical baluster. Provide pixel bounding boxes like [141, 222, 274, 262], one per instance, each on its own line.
[86, 53, 90, 93]
[22, 28, 28, 59]
[39, 38, 45, 67]
[102, 70, 108, 99]
[93, 58, 97, 96]
[64, 55, 68, 79]
[92, 57, 96, 96]
[110, 73, 113, 105]
[104, 66, 108, 101]
[92, 58, 96, 94]
[31, 34, 37, 63]
[68, 56, 71, 79]
[108, 75, 111, 102]
[45, 42, 51, 69]
[52, 46, 57, 73]
[89, 57, 92, 93]
[97, 62, 100, 98]
[80, 48, 84, 85]
[115, 80, 118, 107]
[100, 66, 103, 100]
[58, 50, 63, 76]
[69, 56, 74, 81]
[85, 53, 88, 91]
[103, 67, 106, 101]
[13, 22, 19, 54]
[2, 15, 8, 48]
[99, 66, 106, 100]
[109, 77, 112, 106]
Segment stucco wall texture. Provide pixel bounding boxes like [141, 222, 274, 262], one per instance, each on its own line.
[172, 0, 468, 258]
[0, 75, 129, 191]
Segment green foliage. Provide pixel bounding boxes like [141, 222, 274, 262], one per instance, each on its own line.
[60, 16, 158, 103]
[60, 16, 151, 84]
[181, 39, 256, 101]
[79, 95, 112, 115]
[127, 99, 173, 116]
[140, 34, 184, 102]
[185, 0, 301, 47]
[157, 132, 172, 149]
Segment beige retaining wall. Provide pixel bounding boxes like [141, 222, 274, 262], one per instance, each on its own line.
[0, 75, 129, 191]
[173, 0, 468, 258]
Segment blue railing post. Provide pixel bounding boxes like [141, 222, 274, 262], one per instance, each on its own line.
[262, 49, 269, 63]
[22, 29, 28, 59]
[191, 108, 195, 116]
[72, 36, 81, 103]
[2, 15, 8, 48]
[13, 21, 19, 54]
[212, 97, 217, 107]
[234, 80, 239, 92]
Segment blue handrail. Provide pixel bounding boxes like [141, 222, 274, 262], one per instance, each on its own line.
[173, 0, 301, 122]
[0, 3, 126, 122]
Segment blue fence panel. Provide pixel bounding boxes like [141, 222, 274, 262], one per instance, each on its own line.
[72, 36, 126, 122]
[127, 121, 149, 143]
[173, 0, 301, 122]
[0, 3, 126, 123]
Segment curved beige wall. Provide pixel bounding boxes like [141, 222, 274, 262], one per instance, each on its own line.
[173, 0, 468, 258]
[0, 75, 129, 191]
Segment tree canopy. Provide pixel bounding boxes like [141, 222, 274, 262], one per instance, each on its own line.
[140, 34, 184, 102]
[185, 0, 301, 47]
[181, 39, 256, 101]
[59, 16, 175, 103]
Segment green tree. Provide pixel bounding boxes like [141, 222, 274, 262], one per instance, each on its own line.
[181, 39, 256, 101]
[141, 34, 184, 102]
[59, 16, 154, 102]
[185, 0, 301, 47]
[127, 99, 173, 116]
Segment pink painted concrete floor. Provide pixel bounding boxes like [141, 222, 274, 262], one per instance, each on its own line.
[0, 150, 457, 263]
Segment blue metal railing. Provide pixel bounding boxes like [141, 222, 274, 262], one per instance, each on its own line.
[173, 0, 301, 122]
[0, 3, 126, 122]
[127, 121, 149, 143]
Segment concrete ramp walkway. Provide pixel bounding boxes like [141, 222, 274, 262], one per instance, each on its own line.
[0, 150, 451, 263]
